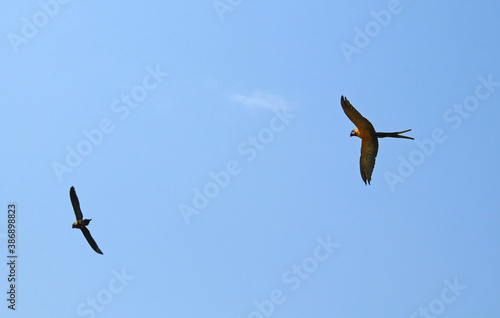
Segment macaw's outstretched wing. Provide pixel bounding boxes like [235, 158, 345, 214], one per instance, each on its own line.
[341, 96, 376, 132]
[360, 138, 379, 185]
[80, 226, 103, 255]
[70, 186, 83, 220]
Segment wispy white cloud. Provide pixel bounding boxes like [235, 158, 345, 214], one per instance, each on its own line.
[228, 90, 290, 112]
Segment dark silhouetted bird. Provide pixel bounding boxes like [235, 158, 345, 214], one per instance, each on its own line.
[341, 96, 414, 185]
[70, 186, 103, 254]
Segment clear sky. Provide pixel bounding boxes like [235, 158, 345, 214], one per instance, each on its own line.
[1, 1, 499, 317]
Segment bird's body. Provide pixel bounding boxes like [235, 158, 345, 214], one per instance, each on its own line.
[72, 219, 91, 228]
[352, 128, 373, 140]
[341, 96, 414, 185]
[70, 187, 103, 254]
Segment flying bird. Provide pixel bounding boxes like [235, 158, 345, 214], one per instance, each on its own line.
[341, 96, 414, 185]
[70, 186, 103, 254]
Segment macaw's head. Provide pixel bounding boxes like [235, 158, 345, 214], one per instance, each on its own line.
[350, 129, 359, 137]
[72, 219, 91, 228]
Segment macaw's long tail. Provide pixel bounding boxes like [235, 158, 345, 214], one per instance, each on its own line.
[375, 129, 414, 140]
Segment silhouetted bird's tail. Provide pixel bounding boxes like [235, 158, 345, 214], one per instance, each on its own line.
[376, 129, 414, 140]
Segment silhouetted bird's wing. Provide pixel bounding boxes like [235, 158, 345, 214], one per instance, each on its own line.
[70, 186, 83, 220]
[80, 226, 103, 255]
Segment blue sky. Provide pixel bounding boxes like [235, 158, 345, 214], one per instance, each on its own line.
[1, 1, 499, 317]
